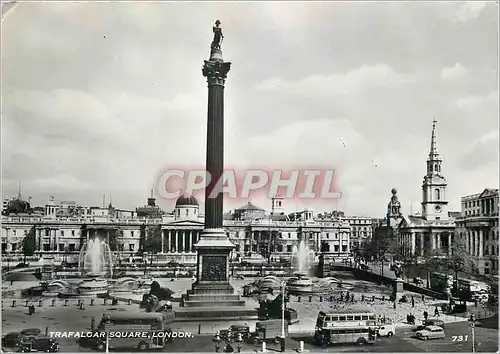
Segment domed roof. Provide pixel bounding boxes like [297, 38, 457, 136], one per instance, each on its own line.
[175, 195, 199, 207]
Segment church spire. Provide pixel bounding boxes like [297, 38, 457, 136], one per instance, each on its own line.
[426, 119, 442, 176]
[17, 180, 22, 200]
[428, 118, 440, 160]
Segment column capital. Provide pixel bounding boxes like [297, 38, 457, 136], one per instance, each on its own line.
[203, 60, 231, 87]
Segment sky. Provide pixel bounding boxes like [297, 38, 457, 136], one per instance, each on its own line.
[1, 1, 498, 218]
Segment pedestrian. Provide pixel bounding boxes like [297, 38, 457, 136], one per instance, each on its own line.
[361, 294, 365, 302]
[91, 317, 95, 331]
[474, 299, 478, 308]
[434, 306, 440, 317]
[422, 294, 425, 302]
[214, 332, 221, 353]
[393, 302, 396, 310]
[235, 333, 242, 353]
[411, 298, 415, 308]
[351, 295, 354, 303]
[423, 311, 428, 321]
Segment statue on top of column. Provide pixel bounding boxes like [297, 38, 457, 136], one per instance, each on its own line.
[211, 20, 223, 50]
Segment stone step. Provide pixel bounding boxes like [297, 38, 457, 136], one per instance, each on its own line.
[187, 294, 241, 301]
[174, 307, 258, 320]
[182, 299, 246, 307]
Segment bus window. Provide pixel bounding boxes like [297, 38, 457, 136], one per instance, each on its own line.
[354, 316, 361, 321]
[346, 329, 354, 334]
[338, 329, 346, 334]
[331, 330, 338, 335]
[339, 316, 346, 321]
[361, 316, 368, 320]
[331, 316, 338, 321]
[346, 316, 353, 321]
[369, 315, 375, 320]
[361, 328, 369, 333]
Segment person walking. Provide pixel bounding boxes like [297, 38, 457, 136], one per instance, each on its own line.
[411, 297, 415, 308]
[423, 311, 428, 321]
[434, 306, 440, 317]
[214, 332, 221, 353]
[91, 317, 95, 331]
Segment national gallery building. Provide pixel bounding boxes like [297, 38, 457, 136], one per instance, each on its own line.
[1, 194, 354, 265]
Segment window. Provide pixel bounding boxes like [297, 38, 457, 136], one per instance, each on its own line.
[338, 316, 346, 321]
[60, 230, 64, 236]
[71, 230, 75, 236]
[12, 244, 17, 252]
[435, 189, 440, 200]
[354, 316, 361, 320]
[43, 244, 50, 252]
[1, 243, 6, 252]
[129, 244, 135, 251]
[59, 243, 65, 252]
[346, 316, 353, 321]
[69, 244, 75, 252]
[13, 230, 16, 235]
[131, 231, 134, 237]
[287, 245, 292, 253]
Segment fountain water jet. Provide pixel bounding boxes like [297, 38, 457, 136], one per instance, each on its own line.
[291, 240, 314, 275]
[78, 238, 113, 278]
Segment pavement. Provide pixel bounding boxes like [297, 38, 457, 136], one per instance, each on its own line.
[2, 274, 498, 353]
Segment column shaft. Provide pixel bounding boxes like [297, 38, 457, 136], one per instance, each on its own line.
[204, 83, 225, 229]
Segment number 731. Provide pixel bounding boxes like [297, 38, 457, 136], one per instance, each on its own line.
[452, 335, 469, 342]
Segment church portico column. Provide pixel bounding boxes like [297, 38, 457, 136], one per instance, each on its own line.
[411, 233, 416, 256]
[447, 233, 452, 255]
[161, 230, 165, 253]
[175, 231, 179, 253]
[420, 234, 424, 256]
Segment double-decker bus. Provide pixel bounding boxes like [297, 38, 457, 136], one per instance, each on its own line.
[96, 313, 172, 351]
[314, 310, 378, 346]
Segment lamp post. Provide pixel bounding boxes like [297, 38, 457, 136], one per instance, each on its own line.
[280, 281, 286, 352]
[469, 314, 476, 353]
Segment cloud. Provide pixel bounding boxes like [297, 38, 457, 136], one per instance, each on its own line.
[255, 64, 416, 97]
[454, 2, 489, 23]
[460, 130, 499, 170]
[441, 63, 466, 80]
[456, 90, 498, 108]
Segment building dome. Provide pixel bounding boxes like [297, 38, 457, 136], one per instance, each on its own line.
[175, 195, 199, 207]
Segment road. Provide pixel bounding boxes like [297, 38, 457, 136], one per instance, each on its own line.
[48, 320, 497, 352]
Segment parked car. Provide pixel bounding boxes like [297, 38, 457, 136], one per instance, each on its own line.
[2, 332, 23, 348]
[19, 336, 59, 352]
[378, 324, 395, 337]
[415, 325, 445, 340]
[359, 264, 370, 271]
[227, 325, 251, 341]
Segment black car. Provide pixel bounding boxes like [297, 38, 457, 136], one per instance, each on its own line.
[228, 325, 250, 341]
[2, 332, 22, 348]
[19, 336, 59, 352]
[359, 264, 370, 270]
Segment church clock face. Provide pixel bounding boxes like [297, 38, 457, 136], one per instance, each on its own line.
[435, 205, 442, 213]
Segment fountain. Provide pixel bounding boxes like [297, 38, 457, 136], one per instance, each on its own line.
[287, 241, 316, 293]
[78, 238, 113, 277]
[69, 238, 114, 297]
[291, 241, 315, 275]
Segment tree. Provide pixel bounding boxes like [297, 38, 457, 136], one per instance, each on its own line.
[107, 229, 122, 252]
[22, 227, 36, 264]
[141, 225, 162, 254]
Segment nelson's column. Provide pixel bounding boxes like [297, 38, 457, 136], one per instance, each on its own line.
[178, 21, 256, 320]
